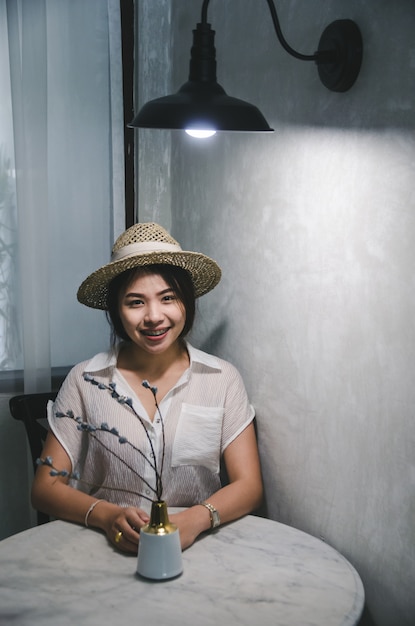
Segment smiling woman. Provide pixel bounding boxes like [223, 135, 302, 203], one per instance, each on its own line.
[118, 273, 187, 348]
[31, 222, 263, 554]
[107, 264, 196, 345]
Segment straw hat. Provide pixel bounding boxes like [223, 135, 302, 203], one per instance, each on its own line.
[77, 222, 222, 309]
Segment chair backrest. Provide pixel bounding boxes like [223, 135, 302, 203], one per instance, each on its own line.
[9, 392, 57, 525]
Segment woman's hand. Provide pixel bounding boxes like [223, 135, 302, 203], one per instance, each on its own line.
[107, 506, 210, 553]
[105, 505, 209, 553]
[102, 505, 150, 554]
[169, 506, 211, 550]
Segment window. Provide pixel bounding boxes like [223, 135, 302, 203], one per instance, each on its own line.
[0, 0, 126, 392]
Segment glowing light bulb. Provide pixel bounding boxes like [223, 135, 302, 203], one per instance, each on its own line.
[185, 129, 216, 139]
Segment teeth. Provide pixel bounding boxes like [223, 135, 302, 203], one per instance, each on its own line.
[144, 329, 166, 336]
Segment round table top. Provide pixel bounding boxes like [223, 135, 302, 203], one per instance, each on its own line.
[0, 515, 364, 626]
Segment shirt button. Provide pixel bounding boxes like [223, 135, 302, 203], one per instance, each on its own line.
[145, 489, 151, 495]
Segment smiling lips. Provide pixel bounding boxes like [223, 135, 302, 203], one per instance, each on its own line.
[141, 328, 169, 340]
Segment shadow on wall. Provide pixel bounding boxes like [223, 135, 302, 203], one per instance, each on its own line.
[198, 320, 228, 356]
[358, 605, 377, 626]
[198, 320, 269, 519]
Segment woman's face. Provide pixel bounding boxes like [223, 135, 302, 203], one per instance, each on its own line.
[118, 271, 186, 355]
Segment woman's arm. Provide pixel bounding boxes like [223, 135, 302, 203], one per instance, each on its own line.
[31, 431, 150, 553]
[169, 421, 263, 549]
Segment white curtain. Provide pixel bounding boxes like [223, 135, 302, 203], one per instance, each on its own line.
[1, 0, 125, 393]
[0, 0, 125, 539]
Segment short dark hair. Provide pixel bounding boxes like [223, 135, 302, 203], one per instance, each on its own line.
[106, 264, 196, 344]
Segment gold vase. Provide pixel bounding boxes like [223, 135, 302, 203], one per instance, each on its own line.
[143, 500, 177, 535]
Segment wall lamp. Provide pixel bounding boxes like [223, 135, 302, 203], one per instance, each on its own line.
[129, 0, 363, 138]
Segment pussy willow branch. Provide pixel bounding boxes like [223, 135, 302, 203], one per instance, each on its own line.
[38, 376, 166, 502]
[55, 415, 159, 498]
[143, 380, 165, 497]
[38, 455, 156, 503]
[84, 375, 165, 500]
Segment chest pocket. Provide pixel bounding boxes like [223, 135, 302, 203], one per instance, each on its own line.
[171, 403, 224, 474]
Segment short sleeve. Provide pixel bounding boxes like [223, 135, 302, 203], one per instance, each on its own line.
[220, 361, 255, 451]
[47, 361, 89, 473]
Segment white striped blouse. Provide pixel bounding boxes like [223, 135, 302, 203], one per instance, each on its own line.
[48, 343, 254, 513]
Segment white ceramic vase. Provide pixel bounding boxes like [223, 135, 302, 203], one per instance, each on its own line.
[136, 500, 183, 580]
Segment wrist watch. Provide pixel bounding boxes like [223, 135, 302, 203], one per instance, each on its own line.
[200, 501, 220, 529]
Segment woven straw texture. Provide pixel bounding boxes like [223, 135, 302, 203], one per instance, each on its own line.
[114, 222, 176, 249]
[77, 223, 221, 309]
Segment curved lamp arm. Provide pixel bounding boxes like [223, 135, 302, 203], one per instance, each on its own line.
[200, 0, 363, 91]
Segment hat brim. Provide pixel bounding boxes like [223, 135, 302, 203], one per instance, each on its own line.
[77, 250, 222, 309]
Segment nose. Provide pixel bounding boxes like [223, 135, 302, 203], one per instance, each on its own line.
[144, 300, 164, 324]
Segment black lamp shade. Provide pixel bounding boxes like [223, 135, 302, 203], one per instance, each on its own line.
[129, 80, 273, 132]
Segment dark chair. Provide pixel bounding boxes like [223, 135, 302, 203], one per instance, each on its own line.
[9, 391, 57, 525]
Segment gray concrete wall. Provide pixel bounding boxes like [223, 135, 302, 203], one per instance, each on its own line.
[136, 0, 172, 227]
[138, 1, 415, 624]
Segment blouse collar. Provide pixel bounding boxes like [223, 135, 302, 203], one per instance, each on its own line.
[84, 341, 221, 374]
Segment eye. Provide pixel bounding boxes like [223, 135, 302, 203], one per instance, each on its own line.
[126, 298, 143, 307]
[162, 294, 177, 302]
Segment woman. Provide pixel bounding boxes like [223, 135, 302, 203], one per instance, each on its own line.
[32, 222, 263, 553]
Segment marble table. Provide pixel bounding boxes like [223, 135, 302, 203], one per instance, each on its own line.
[0, 515, 364, 626]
